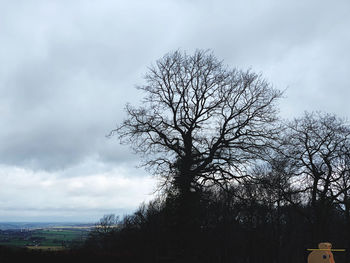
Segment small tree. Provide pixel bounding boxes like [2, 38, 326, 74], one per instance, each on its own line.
[86, 214, 118, 250]
[97, 214, 118, 234]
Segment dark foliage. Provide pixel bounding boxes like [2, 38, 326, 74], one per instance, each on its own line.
[83, 182, 348, 263]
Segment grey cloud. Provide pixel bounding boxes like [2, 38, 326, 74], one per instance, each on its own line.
[0, 0, 201, 171]
[0, 0, 348, 202]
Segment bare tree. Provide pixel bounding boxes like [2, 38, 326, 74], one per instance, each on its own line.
[280, 112, 350, 241]
[96, 214, 118, 234]
[113, 50, 282, 196]
[86, 214, 119, 250]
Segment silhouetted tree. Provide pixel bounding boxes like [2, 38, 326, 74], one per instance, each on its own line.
[115, 50, 282, 191]
[280, 112, 350, 242]
[86, 214, 118, 251]
[112, 50, 283, 258]
[113, 50, 281, 235]
[248, 159, 305, 262]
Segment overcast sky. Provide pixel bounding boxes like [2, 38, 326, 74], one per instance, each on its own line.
[0, 0, 349, 222]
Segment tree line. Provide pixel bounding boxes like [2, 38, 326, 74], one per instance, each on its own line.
[83, 50, 350, 263]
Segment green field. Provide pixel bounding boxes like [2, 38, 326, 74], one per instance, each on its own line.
[0, 227, 90, 249]
[33, 229, 87, 244]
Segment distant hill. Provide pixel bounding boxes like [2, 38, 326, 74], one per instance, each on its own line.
[0, 222, 94, 230]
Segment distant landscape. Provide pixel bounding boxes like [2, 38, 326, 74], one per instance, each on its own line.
[0, 222, 93, 250]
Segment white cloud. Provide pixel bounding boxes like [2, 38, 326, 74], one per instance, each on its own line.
[0, 163, 157, 222]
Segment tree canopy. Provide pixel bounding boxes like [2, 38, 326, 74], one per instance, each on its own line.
[114, 50, 282, 193]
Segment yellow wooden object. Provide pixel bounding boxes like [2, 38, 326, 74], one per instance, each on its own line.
[307, 243, 337, 263]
